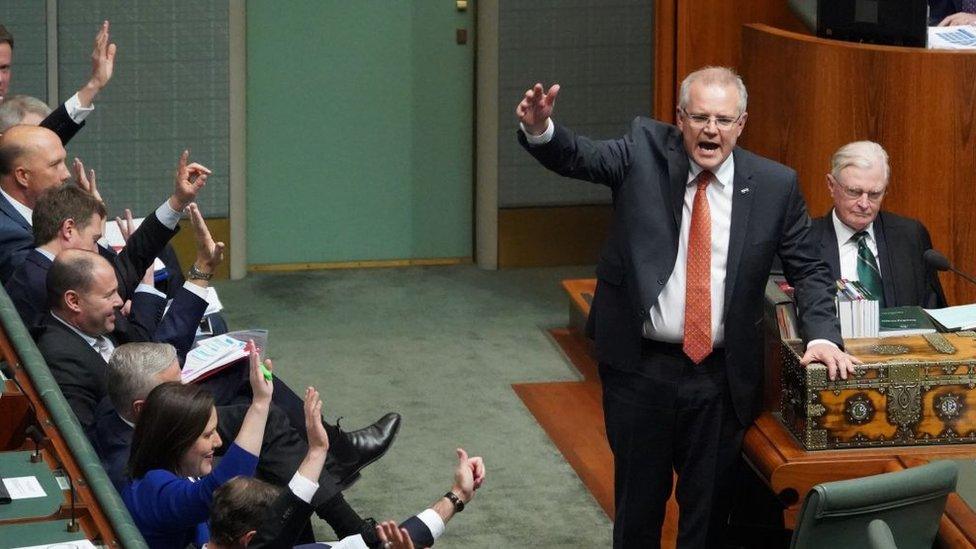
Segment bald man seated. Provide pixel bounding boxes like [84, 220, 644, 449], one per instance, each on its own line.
[0, 125, 71, 281]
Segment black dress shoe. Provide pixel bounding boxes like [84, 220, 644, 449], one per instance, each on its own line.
[334, 412, 401, 485]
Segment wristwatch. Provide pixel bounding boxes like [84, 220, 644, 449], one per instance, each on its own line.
[187, 264, 213, 281]
[443, 491, 465, 513]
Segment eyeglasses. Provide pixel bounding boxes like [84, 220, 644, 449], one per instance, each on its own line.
[834, 180, 886, 201]
[679, 108, 742, 130]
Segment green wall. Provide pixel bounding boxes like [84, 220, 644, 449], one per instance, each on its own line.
[246, 2, 474, 265]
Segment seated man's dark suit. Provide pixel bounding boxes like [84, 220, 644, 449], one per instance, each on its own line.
[930, 0, 970, 24]
[520, 118, 840, 547]
[6, 248, 205, 358]
[810, 210, 947, 309]
[0, 195, 33, 283]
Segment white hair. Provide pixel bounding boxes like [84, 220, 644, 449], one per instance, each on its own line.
[0, 95, 53, 133]
[106, 342, 178, 417]
[830, 141, 890, 182]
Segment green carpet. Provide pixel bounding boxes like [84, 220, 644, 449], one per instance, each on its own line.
[214, 264, 613, 547]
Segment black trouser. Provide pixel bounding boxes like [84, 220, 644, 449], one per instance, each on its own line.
[600, 341, 745, 549]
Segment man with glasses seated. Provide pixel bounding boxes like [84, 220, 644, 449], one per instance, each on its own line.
[810, 141, 947, 309]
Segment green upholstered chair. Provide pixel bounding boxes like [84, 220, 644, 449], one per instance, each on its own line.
[867, 519, 898, 549]
[790, 460, 957, 549]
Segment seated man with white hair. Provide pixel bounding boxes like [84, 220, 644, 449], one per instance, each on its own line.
[810, 140, 947, 309]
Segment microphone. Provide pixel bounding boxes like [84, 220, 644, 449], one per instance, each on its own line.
[924, 249, 976, 286]
[65, 472, 78, 532]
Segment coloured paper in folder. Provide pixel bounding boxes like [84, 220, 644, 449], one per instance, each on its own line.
[181, 330, 268, 383]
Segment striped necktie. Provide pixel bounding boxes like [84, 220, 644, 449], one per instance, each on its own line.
[852, 231, 884, 306]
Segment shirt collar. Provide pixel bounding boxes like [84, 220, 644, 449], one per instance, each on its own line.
[687, 153, 734, 188]
[831, 209, 875, 245]
[51, 312, 102, 347]
[0, 188, 33, 225]
[35, 247, 56, 261]
[118, 413, 136, 429]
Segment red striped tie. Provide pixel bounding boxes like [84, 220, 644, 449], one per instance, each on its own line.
[683, 171, 713, 364]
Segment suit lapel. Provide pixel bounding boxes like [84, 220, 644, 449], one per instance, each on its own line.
[723, 149, 756, 315]
[820, 212, 842, 279]
[873, 212, 896, 306]
[0, 195, 30, 231]
[666, 133, 690, 230]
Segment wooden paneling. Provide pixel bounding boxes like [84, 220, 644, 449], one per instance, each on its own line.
[740, 24, 976, 305]
[497, 205, 611, 268]
[170, 216, 231, 280]
[652, 0, 808, 120]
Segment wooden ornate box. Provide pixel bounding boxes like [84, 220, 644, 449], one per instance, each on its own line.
[781, 332, 976, 450]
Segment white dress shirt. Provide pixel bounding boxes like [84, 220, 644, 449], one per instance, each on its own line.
[832, 210, 880, 282]
[645, 156, 734, 345]
[0, 187, 33, 225]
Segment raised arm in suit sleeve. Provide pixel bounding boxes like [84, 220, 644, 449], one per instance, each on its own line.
[776, 175, 843, 347]
[518, 119, 633, 190]
[40, 102, 85, 145]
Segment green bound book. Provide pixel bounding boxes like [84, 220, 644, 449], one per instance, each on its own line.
[879, 306, 937, 337]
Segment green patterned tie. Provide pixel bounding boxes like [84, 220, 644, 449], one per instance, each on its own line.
[853, 231, 884, 306]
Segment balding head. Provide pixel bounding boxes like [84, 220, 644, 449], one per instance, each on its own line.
[47, 249, 122, 336]
[0, 125, 69, 208]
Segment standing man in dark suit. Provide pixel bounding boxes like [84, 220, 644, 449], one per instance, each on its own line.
[517, 66, 857, 548]
[812, 141, 947, 309]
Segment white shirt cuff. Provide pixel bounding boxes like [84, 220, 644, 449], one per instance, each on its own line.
[288, 472, 319, 504]
[63, 93, 94, 124]
[416, 508, 446, 541]
[135, 283, 166, 298]
[806, 339, 839, 350]
[181, 280, 209, 300]
[520, 118, 554, 145]
[155, 200, 183, 230]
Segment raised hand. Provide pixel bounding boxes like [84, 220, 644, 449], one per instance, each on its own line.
[375, 521, 416, 549]
[247, 340, 274, 405]
[515, 83, 560, 136]
[78, 21, 117, 107]
[170, 150, 212, 211]
[304, 387, 330, 454]
[114, 208, 135, 242]
[452, 447, 486, 503]
[73, 158, 102, 203]
[187, 203, 224, 277]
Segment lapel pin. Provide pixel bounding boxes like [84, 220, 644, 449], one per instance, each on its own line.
[740, 187, 750, 194]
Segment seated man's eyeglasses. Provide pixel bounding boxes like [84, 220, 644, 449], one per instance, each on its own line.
[836, 181, 885, 201]
[679, 108, 742, 130]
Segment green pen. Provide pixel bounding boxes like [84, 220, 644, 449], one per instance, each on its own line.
[259, 362, 273, 381]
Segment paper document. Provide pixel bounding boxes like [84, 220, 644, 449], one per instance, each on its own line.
[924, 303, 976, 331]
[181, 335, 249, 383]
[2, 476, 46, 499]
[928, 25, 976, 49]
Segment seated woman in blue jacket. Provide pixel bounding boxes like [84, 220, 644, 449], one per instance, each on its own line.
[122, 342, 273, 549]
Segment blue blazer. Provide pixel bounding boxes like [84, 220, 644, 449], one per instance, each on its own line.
[0, 195, 33, 283]
[123, 442, 258, 549]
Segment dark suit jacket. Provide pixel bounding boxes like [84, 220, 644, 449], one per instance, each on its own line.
[930, 0, 968, 24]
[520, 118, 841, 425]
[811, 210, 947, 309]
[7, 247, 204, 359]
[40, 103, 84, 145]
[0, 194, 33, 283]
[35, 313, 114, 436]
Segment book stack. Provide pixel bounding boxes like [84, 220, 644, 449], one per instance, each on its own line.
[835, 279, 880, 338]
[880, 306, 937, 337]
